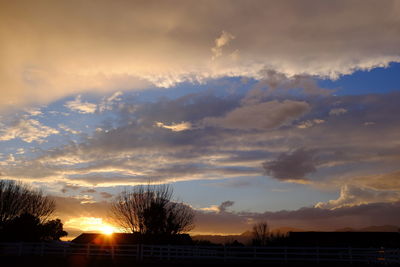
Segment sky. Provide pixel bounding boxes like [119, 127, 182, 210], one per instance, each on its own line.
[1, 0, 400, 238]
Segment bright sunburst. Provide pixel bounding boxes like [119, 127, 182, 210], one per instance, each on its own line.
[64, 217, 120, 235]
[100, 225, 115, 235]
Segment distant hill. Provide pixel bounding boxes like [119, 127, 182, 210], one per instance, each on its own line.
[335, 225, 399, 232]
[271, 227, 305, 234]
[360, 225, 399, 232]
[192, 227, 304, 245]
[192, 231, 252, 245]
[192, 225, 399, 244]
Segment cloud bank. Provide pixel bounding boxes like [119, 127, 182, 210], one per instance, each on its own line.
[1, 0, 400, 110]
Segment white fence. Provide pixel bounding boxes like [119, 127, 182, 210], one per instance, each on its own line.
[0, 242, 399, 264]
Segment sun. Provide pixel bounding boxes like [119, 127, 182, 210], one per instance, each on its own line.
[64, 217, 122, 235]
[100, 225, 115, 235]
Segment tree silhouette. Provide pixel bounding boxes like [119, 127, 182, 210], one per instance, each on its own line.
[252, 221, 269, 246]
[42, 219, 68, 241]
[0, 180, 55, 227]
[5, 213, 42, 241]
[0, 180, 67, 241]
[111, 184, 194, 236]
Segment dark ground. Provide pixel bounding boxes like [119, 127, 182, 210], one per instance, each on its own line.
[0, 256, 396, 267]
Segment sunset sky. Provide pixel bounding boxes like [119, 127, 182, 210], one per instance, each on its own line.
[1, 0, 400, 238]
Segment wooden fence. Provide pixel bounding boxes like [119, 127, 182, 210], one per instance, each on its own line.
[0, 242, 399, 264]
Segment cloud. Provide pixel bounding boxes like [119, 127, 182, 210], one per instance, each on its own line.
[2, 91, 400, 194]
[218, 200, 235, 213]
[211, 31, 235, 60]
[71, 194, 96, 204]
[65, 95, 97, 114]
[58, 124, 80, 135]
[52, 196, 110, 222]
[0, 119, 59, 143]
[194, 201, 400, 234]
[263, 148, 318, 181]
[203, 100, 310, 130]
[315, 185, 400, 209]
[329, 108, 347, 116]
[349, 170, 400, 191]
[1, 0, 400, 111]
[155, 121, 192, 132]
[81, 189, 97, 194]
[53, 195, 400, 235]
[297, 119, 325, 129]
[24, 107, 43, 117]
[99, 192, 113, 199]
[98, 91, 123, 112]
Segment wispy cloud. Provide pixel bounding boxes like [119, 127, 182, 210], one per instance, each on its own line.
[155, 121, 192, 132]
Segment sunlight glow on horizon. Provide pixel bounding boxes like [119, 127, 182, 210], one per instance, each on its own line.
[64, 217, 122, 234]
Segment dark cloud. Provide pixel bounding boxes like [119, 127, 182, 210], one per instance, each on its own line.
[203, 100, 310, 130]
[263, 148, 318, 181]
[194, 201, 400, 233]
[61, 184, 82, 193]
[99, 192, 113, 199]
[218, 201, 235, 213]
[81, 189, 97, 194]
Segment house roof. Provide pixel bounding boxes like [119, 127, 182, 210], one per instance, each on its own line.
[287, 232, 400, 247]
[71, 233, 140, 245]
[71, 232, 192, 245]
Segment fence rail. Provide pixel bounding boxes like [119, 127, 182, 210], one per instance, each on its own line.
[0, 242, 399, 264]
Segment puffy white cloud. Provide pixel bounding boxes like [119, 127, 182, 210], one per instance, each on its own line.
[315, 185, 400, 209]
[0, 119, 59, 143]
[65, 95, 97, 114]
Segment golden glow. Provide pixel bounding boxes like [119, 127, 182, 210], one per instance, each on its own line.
[99, 225, 115, 235]
[64, 217, 121, 234]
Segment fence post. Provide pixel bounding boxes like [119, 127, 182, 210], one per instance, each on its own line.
[86, 244, 90, 258]
[223, 245, 227, 262]
[167, 245, 170, 261]
[41, 242, 44, 256]
[140, 244, 144, 261]
[18, 242, 23, 256]
[111, 245, 115, 259]
[284, 247, 288, 263]
[397, 248, 400, 264]
[348, 246, 353, 264]
[253, 247, 257, 259]
[316, 246, 319, 263]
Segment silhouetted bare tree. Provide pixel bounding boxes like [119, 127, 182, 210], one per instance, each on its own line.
[252, 221, 269, 246]
[0, 180, 55, 227]
[111, 184, 194, 235]
[0, 180, 67, 241]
